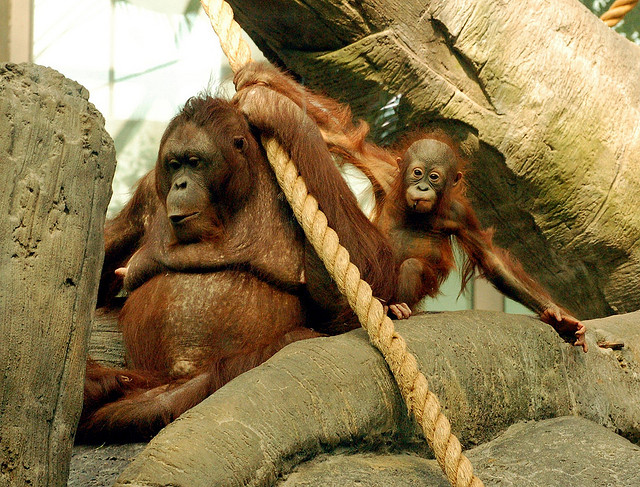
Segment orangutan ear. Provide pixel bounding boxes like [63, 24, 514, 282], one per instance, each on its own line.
[233, 135, 247, 152]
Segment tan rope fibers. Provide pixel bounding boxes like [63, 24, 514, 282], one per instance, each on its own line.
[601, 0, 639, 27]
[200, 1, 482, 486]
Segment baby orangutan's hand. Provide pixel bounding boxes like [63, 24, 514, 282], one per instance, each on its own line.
[540, 306, 587, 353]
[387, 302, 412, 320]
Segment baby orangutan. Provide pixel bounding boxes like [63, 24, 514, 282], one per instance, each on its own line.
[376, 136, 587, 352]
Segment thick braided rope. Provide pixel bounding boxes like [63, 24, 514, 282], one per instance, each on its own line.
[200, 1, 482, 485]
[601, 0, 638, 27]
[201, 0, 252, 73]
[263, 140, 483, 487]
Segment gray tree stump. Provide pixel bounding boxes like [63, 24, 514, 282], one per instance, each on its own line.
[0, 63, 116, 487]
[227, 0, 640, 320]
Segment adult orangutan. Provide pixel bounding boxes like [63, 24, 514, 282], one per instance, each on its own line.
[79, 82, 397, 442]
[377, 135, 587, 352]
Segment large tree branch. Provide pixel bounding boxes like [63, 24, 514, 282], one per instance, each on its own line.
[113, 310, 640, 485]
[226, 0, 640, 319]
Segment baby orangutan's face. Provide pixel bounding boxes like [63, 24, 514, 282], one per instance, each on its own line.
[402, 139, 461, 214]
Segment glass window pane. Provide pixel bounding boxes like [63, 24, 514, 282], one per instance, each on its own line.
[33, 0, 229, 216]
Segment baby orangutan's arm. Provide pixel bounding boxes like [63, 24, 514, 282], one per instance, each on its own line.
[455, 205, 587, 352]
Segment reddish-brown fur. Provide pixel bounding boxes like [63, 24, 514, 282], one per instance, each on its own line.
[79, 83, 397, 442]
[376, 135, 587, 351]
[234, 62, 399, 210]
[228, 65, 585, 352]
[230, 64, 584, 350]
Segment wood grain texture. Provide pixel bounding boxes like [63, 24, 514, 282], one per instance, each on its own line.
[0, 63, 115, 487]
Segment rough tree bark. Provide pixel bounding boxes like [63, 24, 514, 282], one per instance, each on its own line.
[226, 0, 640, 319]
[112, 310, 640, 486]
[0, 63, 116, 487]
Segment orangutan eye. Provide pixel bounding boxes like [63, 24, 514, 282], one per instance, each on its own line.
[233, 136, 247, 151]
[413, 168, 423, 177]
[188, 157, 200, 168]
[429, 172, 440, 182]
[168, 159, 180, 171]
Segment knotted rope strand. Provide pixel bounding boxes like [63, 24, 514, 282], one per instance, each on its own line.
[601, 0, 639, 27]
[200, 1, 483, 485]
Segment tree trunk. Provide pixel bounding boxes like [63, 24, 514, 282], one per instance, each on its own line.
[0, 63, 116, 487]
[89, 308, 126, 368]
[227, 0, 640, 319]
